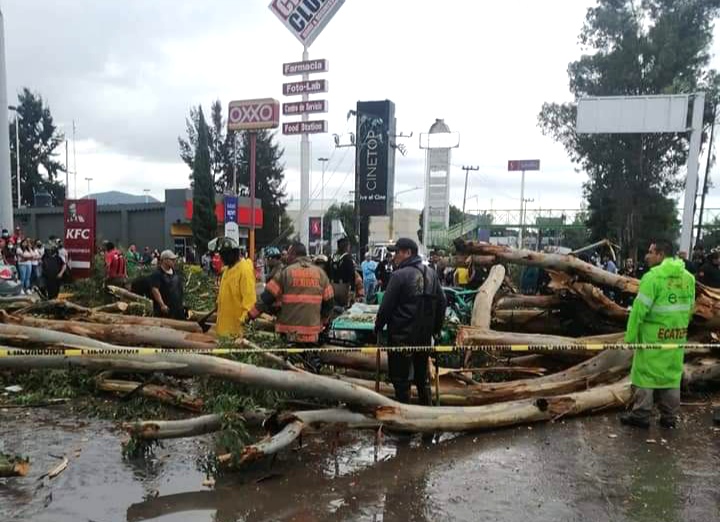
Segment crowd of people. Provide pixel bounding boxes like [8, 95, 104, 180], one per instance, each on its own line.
[0, 227, 69, 298]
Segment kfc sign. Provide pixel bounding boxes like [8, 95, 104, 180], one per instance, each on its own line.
[64, 199, 97, 279]
[269, 0, 346, 48]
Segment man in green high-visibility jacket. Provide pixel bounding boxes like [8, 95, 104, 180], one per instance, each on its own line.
[621, 240, 695, 429]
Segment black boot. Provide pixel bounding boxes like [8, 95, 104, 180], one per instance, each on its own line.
[393, 383, 411, 404]
[619, 412, 650, 428]
[417, 385, 433, 406]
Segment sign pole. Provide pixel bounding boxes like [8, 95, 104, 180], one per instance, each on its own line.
[680, 92, 706, 253]
[300, 46, 311, 248]
[249, 131, 257, 260]
[518, 169, 525, 249]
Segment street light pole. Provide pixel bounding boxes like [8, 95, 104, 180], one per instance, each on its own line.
[8, 106, 19, 208]
[85, 177, 93, 196]
[143, 189, 150, 203]
[460, 165, 479, 235]
[318, 157, 329, 253]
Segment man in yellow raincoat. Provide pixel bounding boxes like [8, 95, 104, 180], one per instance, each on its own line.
[210, 237, 256, 337]
[621, 240, 695, 429]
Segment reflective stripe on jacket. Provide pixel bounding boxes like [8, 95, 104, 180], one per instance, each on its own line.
[250, 256, 334, 343]
[625, 257, 695, 388]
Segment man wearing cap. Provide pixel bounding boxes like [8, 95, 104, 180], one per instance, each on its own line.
[149, 250, 185, 320]
[375, 238, 446, 405]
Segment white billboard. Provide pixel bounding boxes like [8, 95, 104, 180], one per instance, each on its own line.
[576, 95, 690, 134]
[269, 0, 346, 48]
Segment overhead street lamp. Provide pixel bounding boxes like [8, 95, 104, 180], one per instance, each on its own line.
[143, 189, 151, 204]
[85, 177, 93, 197]
[8, 105, 20, 208]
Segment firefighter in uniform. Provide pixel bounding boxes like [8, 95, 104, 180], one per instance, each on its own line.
[620, 240, 695, 429]
[248, 242, 334, 344]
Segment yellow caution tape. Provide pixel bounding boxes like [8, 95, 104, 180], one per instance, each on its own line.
[0, 343, 712, 358]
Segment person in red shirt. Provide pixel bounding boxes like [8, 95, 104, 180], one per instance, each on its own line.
[211, 252, 223, 278]
[104, 242, 127, 287]
[11, 227, 23, 247]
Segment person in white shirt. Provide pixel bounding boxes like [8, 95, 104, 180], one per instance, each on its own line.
[16, 238, 34, 294]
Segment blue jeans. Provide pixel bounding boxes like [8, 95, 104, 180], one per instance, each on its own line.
[18, 263, 32, 290]
[364, 279, 376, 303]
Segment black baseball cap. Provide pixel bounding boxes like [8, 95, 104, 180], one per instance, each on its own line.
[388, 237, 418, 255]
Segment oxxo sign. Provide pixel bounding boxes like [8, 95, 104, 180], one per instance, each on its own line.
[228, 99, 280, 131]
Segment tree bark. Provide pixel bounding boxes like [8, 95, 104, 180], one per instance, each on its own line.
[471, 265, 506, 328]
[91, 302, 130, 314]
[495, 294, 565, 310]
[455, 241, 639, 293]
[106, 285, 152, 306]
[0, 313, 216, 350]
[95, 372, 204, 412]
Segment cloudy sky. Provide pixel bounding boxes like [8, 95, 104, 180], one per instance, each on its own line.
[5, 0, 720, 215]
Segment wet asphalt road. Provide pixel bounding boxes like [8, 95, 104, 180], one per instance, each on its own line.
[2, 403, 720, 522]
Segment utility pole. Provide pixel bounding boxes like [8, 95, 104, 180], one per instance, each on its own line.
[460, 165, 479, 235]
[318, 157, 329, 254]
[65, 140, 69, 198]
[697, 101, 717, 246]
[0, 7, 12, 231]
[520, 198, 534, 249]
[73, 120, 78, 199]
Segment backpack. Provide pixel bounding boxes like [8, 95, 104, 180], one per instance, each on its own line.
[409, 265, 441, 345]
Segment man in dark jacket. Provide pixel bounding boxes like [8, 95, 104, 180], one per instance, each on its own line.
[375, 238, 447, 405]
[698, 251, 720, 288]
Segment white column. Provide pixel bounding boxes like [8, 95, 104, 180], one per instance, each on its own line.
[0, 8, 13, 230]
[680, 92, 706, 253]
[299, 47, 310, 247]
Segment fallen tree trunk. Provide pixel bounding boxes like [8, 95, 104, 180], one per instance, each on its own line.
[547, 271, 629, 323]
[495, 294, 565, 310]
[0, 348, 633, 427]
[95, 372, 204, 412]
[123, 410, 269, 440]
[455, 241, 639, 293]
[471, 265, 505, 328]
[0, 313, 216, 350]
[319, 351, 388, 373]
[91, 302, 129, 314]
[106, 285, 152, 306]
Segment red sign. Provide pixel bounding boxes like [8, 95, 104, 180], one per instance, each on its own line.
[63, 199, 97, 279]
[228, 99, 280, 131]
[184, 200, 264, 228]
[508, 160, 541, 171]
[283, 120, 328, 135]
[282, 79, 328, 96]
[309, 217, 322, 241]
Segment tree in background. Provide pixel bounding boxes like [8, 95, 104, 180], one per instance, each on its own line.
[538, 0, 720, 260]
[178, 100, 234, 192]
[236, 130, 288, 248]
[190, 108, 217, 256]
[179, 100, 290, 248]
[323, 202, 357, 249]
[10, 88, 66, 206]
